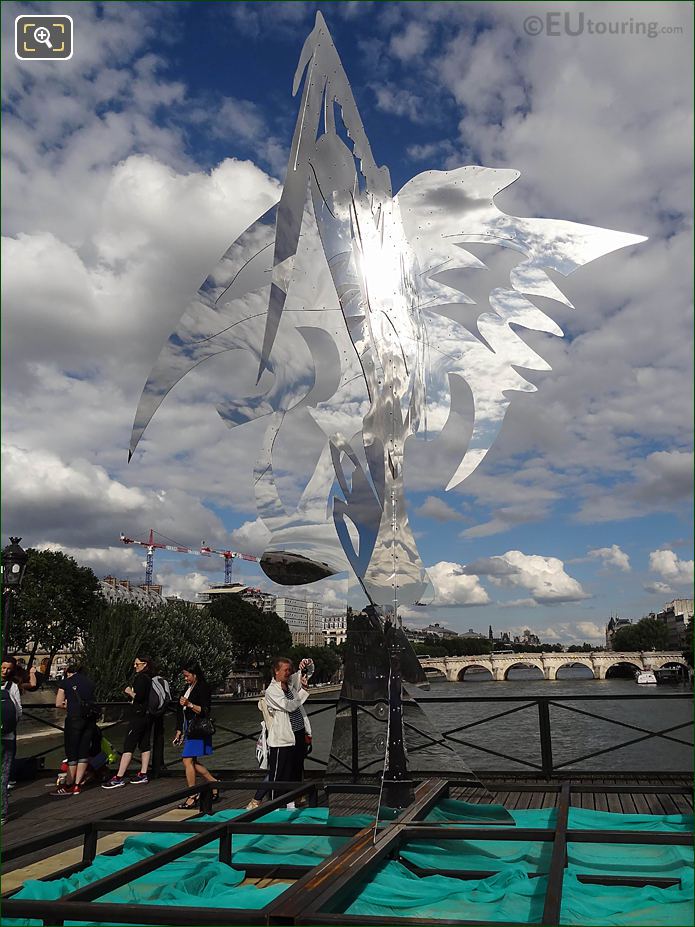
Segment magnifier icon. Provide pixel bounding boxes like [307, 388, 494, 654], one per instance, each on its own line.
[34, 26, 53, 49]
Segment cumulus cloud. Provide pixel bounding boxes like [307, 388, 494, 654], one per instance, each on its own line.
[427, 562, 490, 607]
[648, 549, 694, 587]
[415, 496, 464, 522]
[643, 580, 673, 596]
[587, 544, 631, 572]
[471, 550, 588, 604]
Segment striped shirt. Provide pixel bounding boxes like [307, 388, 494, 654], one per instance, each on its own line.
[285, 688, 305, 732]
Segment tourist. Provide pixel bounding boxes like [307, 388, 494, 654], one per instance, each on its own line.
[264, 657, 312, 806]
[173, 660, 219, 809]
[1, 656, 23, 823]
[103, 654, 155, 789]
[51, 664, 97, 797]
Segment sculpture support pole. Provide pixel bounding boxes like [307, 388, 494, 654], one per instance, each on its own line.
[382, 619, 414, 808]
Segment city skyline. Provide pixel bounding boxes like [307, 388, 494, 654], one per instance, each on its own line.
[3, 2, 693, 646]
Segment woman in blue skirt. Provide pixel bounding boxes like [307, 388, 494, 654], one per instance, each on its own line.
[173, 660, 218, 809]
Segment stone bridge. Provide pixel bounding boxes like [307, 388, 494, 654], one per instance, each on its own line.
[418, 652, 688, 682]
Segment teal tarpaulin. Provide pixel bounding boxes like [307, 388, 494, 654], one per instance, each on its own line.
[5, 801, 693, 926]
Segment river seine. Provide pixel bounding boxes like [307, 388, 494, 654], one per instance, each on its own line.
[201, 667, 692, 774]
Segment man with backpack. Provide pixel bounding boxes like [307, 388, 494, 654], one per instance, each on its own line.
[1, 656, 23, 823]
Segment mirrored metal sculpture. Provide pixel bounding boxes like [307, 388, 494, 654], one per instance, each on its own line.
[128, 12, 645, 813]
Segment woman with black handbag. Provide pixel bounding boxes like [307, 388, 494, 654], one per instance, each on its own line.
[173, 660, 219, 809]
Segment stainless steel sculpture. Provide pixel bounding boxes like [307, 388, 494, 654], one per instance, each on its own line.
[129, 12, 645, 811]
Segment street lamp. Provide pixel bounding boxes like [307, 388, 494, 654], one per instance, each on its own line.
[2, 537, 29, 648]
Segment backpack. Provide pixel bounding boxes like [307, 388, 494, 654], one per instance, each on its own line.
[1, 682, 18, 737]
[147, 676, 171, 716]
[70, 681, 102, 723]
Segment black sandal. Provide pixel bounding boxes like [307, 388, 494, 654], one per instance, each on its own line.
[177, 796, 198, 809]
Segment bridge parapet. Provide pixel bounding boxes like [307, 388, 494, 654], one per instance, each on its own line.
[418, 651, 687, 682]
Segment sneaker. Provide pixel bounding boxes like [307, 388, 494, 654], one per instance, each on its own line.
[129, 772, 149, 785]
[50, 785, 75, 798]
[245, 798, 262, 811]
[101, 776, 126, 790]
[72, 783, 82, 795]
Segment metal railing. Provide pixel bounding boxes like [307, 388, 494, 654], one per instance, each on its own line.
[16, 692, 692, 780]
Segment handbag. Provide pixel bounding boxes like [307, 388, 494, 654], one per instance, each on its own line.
[187, 712, 215, 738]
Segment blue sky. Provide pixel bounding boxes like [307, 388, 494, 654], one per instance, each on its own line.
[2, 1, 693, 644]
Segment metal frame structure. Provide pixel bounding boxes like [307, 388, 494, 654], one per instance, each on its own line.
[2, 776, 692, 926]
[17, 692, 693, 780]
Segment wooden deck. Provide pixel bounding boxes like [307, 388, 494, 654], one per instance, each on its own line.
[3, 771, 691, 881]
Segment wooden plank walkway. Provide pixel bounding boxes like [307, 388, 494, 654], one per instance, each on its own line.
[2, 772, 691, 885]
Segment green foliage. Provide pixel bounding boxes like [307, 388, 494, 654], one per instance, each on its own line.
[613, 616, 669, 652]
[8, 549, 101, 663]
[412, 641, 447, 657]
[206, 594, 292, 670]
[682, 623, 693, 668]
[287, 644, 341, 684]
[79, 602, 149, 700]
[565, 643, 596, 652]
[79, 600, 235, 697]
[140, 600, 235, 691]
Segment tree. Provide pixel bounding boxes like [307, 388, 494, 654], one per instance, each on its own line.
[206, 595, 292, 670]
[444, 637, 493, 657]
[141, 601, 235, 691]
[287, 645, 340, 684]
[613, 616, 669, 652]
[79, 600, 235, 698]
[80, 602, 150, 700]
[682, 623, 693, 668]
[8, 548, 101, 671]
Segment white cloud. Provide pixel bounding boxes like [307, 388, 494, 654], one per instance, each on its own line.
[648, 549, 694, 587]
[36, 543, 145, 577]
[229, 519, 272, 558]
[587, 544, 631, 572]
[472, 550, 589, 604]
[643, 580, 673, 596]
[389, 22, 431, 61]
[427, 561, 490, 607]
[415, 496, 464, 522]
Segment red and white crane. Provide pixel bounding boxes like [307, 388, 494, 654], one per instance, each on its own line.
[120, 529, 259, 588]
[200, 543, 260, 585]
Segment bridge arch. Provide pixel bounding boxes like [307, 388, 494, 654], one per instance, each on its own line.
[549, 660, 595, 681]
[423, 665, 447, 679]
[503, 660, 544, 680]
[604, 660, 641, 680]
[650, 656, 688, 670]
[456, 664, 494, 681]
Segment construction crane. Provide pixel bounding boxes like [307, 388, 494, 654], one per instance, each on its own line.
[200, 543, 260, 585]
[120, 530, 260, 587]
[120, 529, 196, 588]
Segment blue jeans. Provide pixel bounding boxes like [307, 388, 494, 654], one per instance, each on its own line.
[1, 737, 16, 819]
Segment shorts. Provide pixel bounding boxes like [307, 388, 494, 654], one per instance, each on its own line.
[122, 714, 153, 754]
[64, 717, 93, 764]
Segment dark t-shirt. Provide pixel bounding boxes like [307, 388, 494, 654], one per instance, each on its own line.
[131, 672, 152, 715]
[58, 672, 96, 719]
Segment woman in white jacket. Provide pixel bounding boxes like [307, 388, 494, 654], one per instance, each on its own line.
[264, 657, 312, 803]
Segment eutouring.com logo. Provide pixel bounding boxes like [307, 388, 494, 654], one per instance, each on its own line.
[523, 12, 684, 39]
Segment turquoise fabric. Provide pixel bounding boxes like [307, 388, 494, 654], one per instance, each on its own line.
[6, 800, 693, 926]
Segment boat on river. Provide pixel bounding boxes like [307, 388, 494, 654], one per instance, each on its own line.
[636, 669, 657, 684]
